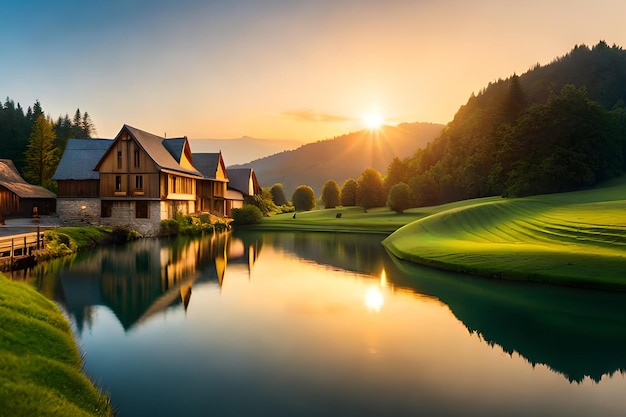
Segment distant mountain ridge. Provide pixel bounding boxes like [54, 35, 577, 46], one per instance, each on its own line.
[233, 122, 445, 195]
[189, 137, 304, 166]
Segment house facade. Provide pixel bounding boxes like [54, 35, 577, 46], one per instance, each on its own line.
[192, 153, 229, 217]
[53, 139, 113, 225]
[93, 125, 204, 236]
[225, 168, 261, 217]
[54, 125, 261, 236]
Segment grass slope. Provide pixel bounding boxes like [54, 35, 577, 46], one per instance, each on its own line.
[383, 177, 626, 290]
[253, 198, 503, 234]
[0, 275, 112, 417]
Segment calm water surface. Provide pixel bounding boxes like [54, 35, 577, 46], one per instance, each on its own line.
[16, 231, 626, 416]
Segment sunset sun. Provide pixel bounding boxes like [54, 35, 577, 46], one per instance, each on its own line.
[362, 113, 384, 129]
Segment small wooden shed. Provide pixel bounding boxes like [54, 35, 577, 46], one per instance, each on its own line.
[0, 159, 56, 218]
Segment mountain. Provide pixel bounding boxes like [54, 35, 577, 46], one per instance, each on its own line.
[233, 122, 445, 195]
[389, 41, 626, 206]
[189, 137, 304, 166]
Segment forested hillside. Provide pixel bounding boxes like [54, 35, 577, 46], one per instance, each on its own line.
[0, 98, 95, 188]
[386, 41, 626, 206]
[235, 122, 444, 195]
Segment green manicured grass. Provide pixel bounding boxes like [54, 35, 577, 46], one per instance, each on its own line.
[0, 275, 113, 416]
[251, 198, 502, 234]
[383, 177, 626, 290]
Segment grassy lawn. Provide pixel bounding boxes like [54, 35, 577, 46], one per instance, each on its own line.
[0, 275, 113, 417]
[382, 177, 626, 290]
[252, 197, 502, 234]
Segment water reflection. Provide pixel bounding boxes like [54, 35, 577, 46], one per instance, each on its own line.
[22, 232, 260, 332]
[240, 231, 626, 383]
[16, 230, 626, 388]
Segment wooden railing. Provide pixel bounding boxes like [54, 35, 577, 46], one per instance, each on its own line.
[0, 229, 45, 271]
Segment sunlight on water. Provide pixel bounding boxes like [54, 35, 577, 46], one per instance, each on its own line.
[19, 231, 626, 417]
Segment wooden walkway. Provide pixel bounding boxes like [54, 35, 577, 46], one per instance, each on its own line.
[0, 230, 45, 271]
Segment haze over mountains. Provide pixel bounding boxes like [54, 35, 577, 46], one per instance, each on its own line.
[233, 122, 445, 195]
[189, 137, 304, 166]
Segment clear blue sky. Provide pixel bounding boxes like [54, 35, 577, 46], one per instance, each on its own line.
[3, 0, 626, 141]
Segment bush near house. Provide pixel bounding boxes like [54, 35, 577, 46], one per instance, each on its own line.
[160, 213, 230, 237]
[231, 204, 263, 225]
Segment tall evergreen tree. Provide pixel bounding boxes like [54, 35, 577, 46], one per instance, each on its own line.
[81, 111, 96, 138]
[23, 115, 59, 190]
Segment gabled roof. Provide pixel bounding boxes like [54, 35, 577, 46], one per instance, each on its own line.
[52, 138, 113, 180]
[192, 152, 228, 182]
[0, 159, 56, 199]
[95, 125, 203, 178]
[162, 138, 187, 162]
[227, 168, 261, 196]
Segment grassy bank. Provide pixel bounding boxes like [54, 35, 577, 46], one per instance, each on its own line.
[251, 198, 501, 234]
[0, 275, 113, 416]
[382, 177, 626, 290]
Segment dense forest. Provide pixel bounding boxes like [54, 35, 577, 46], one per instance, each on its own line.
[385, 41, 626, 206]
[0, 98, 95, 188]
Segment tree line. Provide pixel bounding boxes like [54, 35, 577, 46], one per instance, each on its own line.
[0, 97, 96, 190]
[249, 42, 626, 216]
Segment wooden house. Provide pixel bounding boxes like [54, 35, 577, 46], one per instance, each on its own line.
[52, 139, 113, 225]
[0, 159, 56, 218]
[225, 168, 261, 216]
[192, 152, 229, 217]
[93, 125, 204, 236]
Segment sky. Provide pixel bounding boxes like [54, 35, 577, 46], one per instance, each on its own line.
[3, 0, 626, 142]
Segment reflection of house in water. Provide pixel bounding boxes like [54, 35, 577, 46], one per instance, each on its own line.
[59, 233, 262, 333]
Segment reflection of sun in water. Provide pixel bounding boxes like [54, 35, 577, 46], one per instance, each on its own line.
[362, 113, 384, 130]
[365, 286, 384, 312]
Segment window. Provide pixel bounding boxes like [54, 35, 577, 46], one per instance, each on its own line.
[136, 201, 149, 219]
[135, 175, 143, 190]
[101, 201, 113, 218]
[115, 175, 122, 191]
[117, 150, 122, 169]
[134, 149, 140, 168]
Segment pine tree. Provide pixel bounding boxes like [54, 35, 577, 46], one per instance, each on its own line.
[23, 115, 59, 190]
[81, 112, 96, 138]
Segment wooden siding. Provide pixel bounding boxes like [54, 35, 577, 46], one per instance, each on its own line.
[57, 180, 100, 197]
[0, 185, 19, 215]
[100, 173, 161, 198]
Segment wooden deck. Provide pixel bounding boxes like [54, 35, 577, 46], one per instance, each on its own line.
[0, 230, 45, 271]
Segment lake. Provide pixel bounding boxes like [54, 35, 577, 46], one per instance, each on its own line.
[14, 230, 626, 416]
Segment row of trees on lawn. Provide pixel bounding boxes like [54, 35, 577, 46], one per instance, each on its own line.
[0, 97, 96, 190]
[254, 166, 413, 215]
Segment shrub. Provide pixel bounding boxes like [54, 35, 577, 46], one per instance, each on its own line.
[322, 180, 341, 209]
[112, 226, 142, 242]
[292, 185, 316, 211]
[232, 204, 263, 225]
[160, 219, 180, 237]
[387, 182, 411, 214]
[44, 231, 76, 257]
[213, 220, 231, 232]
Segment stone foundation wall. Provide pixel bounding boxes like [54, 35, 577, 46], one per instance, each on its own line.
[56, 198, 101, 226]
[59, 199, 196, 237]
[101, 200, 165, 237]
